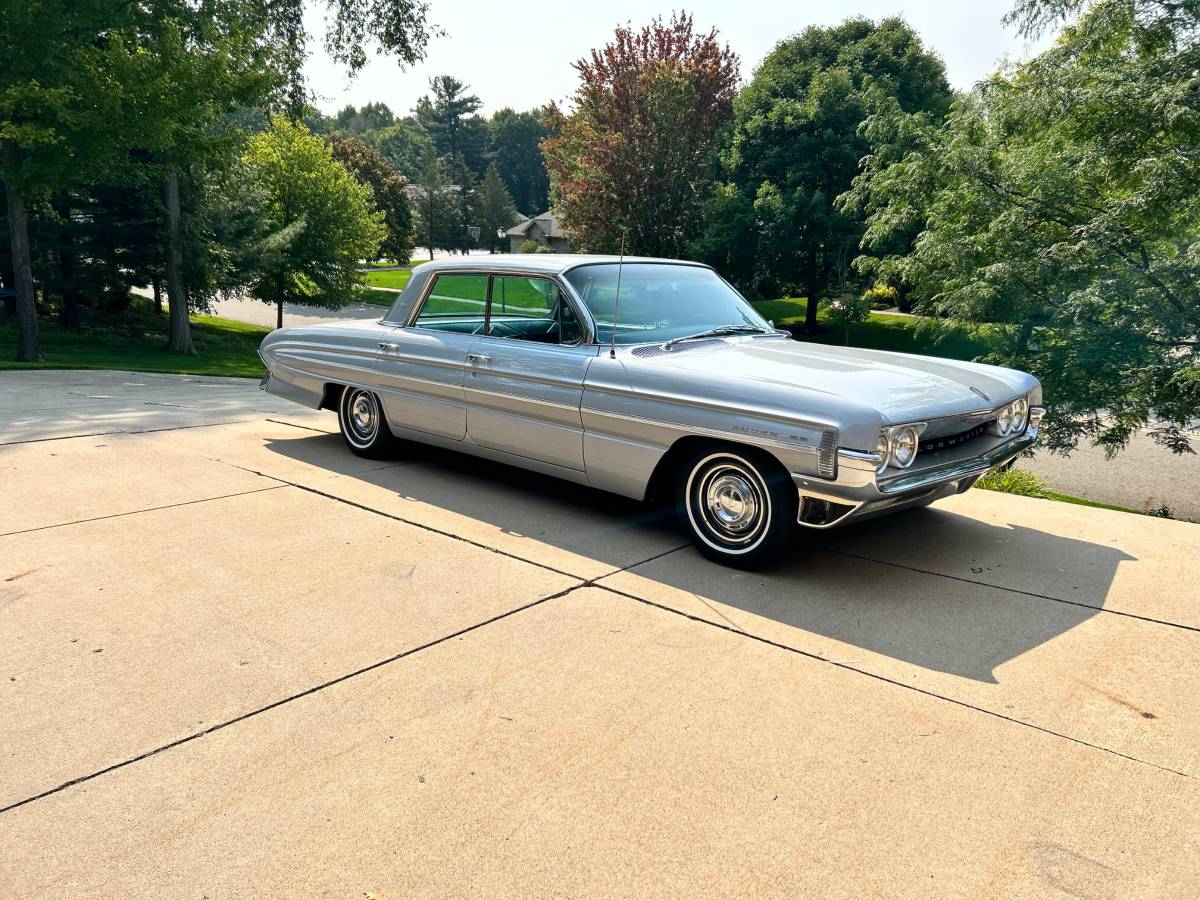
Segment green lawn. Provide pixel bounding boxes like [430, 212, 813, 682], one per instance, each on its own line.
[750, 298, 999, 362]
[362, 268, 414, 290]
[358, 288, 400, 308]
[0, 301, 268, 378]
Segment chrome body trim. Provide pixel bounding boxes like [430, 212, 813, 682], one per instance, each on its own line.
[579, 405, 822, 457]
[792, 428, 1038, 529]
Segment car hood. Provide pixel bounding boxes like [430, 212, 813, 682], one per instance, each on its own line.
[628, 337, 1038, 425]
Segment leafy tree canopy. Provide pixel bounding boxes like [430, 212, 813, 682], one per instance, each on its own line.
[842, 0, 1200, 454]
[712, 17, 950, 323]
[243, 117, 384, 319]
[330, 135, 415, 263]
[543, 12, 739, 257]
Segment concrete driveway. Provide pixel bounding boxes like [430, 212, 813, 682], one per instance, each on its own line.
[2, 370, 1198, 897]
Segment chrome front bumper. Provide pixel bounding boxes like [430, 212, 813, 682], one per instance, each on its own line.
[791, 425, 1039, 529]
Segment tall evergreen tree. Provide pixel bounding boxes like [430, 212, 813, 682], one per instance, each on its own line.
[415, 76, 488, 175]
[474, 162, 519, 252]
[488, 108, 551, 215]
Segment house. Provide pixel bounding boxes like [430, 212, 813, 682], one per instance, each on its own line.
[506, 211, 571, 254]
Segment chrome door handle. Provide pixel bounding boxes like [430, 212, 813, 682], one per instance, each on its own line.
[378, 342, 400, 352]
[465, 353, 491, 364]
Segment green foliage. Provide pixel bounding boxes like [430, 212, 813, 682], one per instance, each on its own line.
[474, 163, 519, 251]
[330, 136, 415, 264]
[862, 283, 898, 310]
[542, 13, 739, 257]
[332, 101, 396, 134]
[974, 467, 1050, 498]
[825, 291, 872, 344]
[369, 117, 435, 180]
[750, 297, 999, 361]
[703, 18, 951, 328]
[412, 144, 464, 255]
[488, 108, 551, 215]
[242, 117, 385, 309]
[844, 0, 1200, 454]
[416, 76, 489, 175]
[519, 240, 541, 254]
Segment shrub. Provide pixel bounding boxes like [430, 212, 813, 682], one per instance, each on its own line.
[519, 240, 541, 254]
[863, 283, 897, 311]
[974, 468, 1049, 498]
[825, 291, 871, 343]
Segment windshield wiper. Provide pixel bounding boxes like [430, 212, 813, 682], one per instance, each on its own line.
[662, 324, 772, 350]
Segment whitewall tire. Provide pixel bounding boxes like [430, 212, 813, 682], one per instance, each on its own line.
[675, 446, 797, 568]
[337, 387, 396, 458]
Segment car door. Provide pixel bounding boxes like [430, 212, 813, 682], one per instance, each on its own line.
[373, 271, 488, 441]
[465, 274, 596, 470]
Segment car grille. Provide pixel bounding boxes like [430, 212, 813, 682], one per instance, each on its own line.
[917, 421, 990, 456]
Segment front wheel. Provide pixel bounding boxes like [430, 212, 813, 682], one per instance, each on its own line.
[675, 446, 797, 568]
[337, 387, 396, 458]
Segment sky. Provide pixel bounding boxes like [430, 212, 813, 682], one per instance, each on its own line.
[302, 0, 1058, 118]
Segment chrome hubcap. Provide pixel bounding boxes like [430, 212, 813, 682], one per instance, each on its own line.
[706, 473, 758, 534]
[347, 391, 377, 440]
[689, 458, 770, 549]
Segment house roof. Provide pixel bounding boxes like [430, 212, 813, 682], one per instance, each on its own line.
[505, 211, 566, 239]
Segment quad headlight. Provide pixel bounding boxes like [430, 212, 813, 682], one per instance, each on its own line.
[890, 425, 921, 468]
[1011, 397, 1029, 432]
[874, 422, 928, 472]
[988, 395, 1033, 437]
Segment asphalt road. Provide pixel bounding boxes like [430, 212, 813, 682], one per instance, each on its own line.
[2, 370, 1198, 895]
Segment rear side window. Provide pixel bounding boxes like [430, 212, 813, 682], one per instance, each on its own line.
[413, 273, 488, 333]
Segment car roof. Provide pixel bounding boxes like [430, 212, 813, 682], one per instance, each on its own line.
[412, 254, 712, 276]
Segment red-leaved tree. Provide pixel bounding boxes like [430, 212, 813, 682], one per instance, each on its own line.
[542, 13, 738, 257]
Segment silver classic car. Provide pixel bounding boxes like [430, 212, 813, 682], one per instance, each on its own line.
[259, 256, 1044, 567]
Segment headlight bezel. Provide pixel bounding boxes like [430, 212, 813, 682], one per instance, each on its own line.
[874, 421, 928, 473]
[987, 395, 1035, 438]
[1011, 397, 1029, 433]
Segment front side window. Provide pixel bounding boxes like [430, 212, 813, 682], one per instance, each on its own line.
[413, 273, 488, 334]
[488, 275, 581, 345]
[564, 263, 770, 346]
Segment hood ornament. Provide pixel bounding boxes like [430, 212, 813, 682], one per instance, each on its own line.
[970, 386, 991, 403]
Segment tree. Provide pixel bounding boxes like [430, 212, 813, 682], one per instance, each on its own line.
[412, 144, 463, 258]
[715, 18, 951, 331]
[330, 136, 415, 264]
[415, 76, 488, 175]
[474, 163, 519, 252]
[370, 116, 436, 179]
[243, 117, 385, 328]
[332, 101, 396, 134]
[0, 0, 147, 361]
[842, 0, 1200, 455]
[542, 13, 739, 257]
[488, 108, 550, 215]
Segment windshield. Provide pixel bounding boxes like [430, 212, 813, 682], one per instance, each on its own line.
[564, 263, 771, 345]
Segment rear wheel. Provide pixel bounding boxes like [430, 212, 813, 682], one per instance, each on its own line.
[337, 387, 396, 458]
[675, 446, 797, 568]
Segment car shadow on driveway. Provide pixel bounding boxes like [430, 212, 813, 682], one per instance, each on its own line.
[264, 432, 1134, 684]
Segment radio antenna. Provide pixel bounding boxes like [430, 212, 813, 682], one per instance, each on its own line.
[609, 232, 626, 360]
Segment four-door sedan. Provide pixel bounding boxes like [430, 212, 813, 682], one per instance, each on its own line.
[259, 255, 1043, 567]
